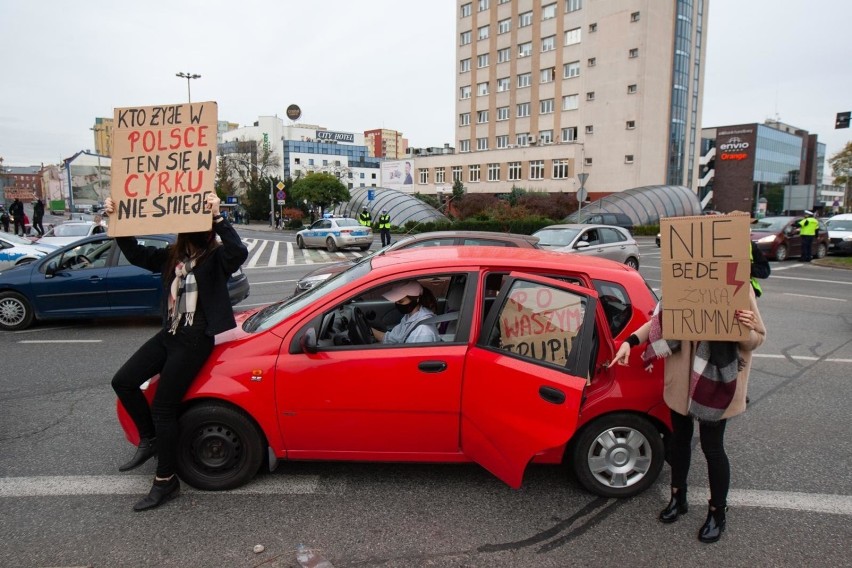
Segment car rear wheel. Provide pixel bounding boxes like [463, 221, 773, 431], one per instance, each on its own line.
[624, 257, 639, 270]
[176, 403, 265, 491]
[359, 245, 371, 251]
[326, 237, 338, 252]
[571, 413, 664, 498]
[296, 235, 305, 249]
[0, 291, 35, 331]
[774, 244, 788, 262]
[815, 242, 827, 259]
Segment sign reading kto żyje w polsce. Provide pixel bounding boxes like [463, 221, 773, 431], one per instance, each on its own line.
[660, 213, 751, 341]
[108, 101, 218, 237]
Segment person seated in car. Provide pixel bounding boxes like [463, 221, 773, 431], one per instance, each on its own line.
[372, 281, 440, 344]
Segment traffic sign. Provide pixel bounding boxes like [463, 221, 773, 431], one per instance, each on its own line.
[277, 200, 286, 206]
[367, 189, 375, 201]
[836, 111, 851, 129]
[276, 181, 286, 190]
[276, 190, 285, 200]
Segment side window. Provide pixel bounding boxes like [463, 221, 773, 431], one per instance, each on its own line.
[579, 229, 600, 246]
[404, 238, 456, 248]
[117, 238, 169, 266]
[600, 228, 625, 244]
[462, 238, 511, 247]
[54, 238, 111, 271]
[485, 279, 588, 369]
[593, 280, 632, 337]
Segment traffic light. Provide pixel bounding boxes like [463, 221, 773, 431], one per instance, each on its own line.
[836, 111, 851, 129]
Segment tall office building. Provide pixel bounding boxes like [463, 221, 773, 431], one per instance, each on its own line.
[364, 128, 408, 159]
[411, 0, 708, 198]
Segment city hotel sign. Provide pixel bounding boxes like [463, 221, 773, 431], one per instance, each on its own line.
[315, 130, 355, 143]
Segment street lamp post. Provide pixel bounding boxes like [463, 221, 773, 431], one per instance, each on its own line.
[175, 72, 201, 103]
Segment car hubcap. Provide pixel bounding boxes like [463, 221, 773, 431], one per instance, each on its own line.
[190, 424, 243, 473]
[587, 427, 652, 489]
[0, 299, 25, 326]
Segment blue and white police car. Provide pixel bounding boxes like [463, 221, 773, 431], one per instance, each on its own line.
[0, 233, 57, 270]
[296, 217, 373, 252]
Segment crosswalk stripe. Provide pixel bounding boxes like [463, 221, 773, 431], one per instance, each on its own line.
[286, 242, 294, 265]
[268, 241, 280, 267]
[238, 238, 368, 268]
[247, 239, 269, 268]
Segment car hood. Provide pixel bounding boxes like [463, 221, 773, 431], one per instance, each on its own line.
[828, 228, 852, 238]
[749, 230, 777, 241]
[214, 310, 257, 345]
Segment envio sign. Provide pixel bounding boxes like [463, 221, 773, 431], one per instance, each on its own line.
[719, 136, 750, 161]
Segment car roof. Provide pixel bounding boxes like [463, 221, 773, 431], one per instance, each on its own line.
[395, 230, 540, 246]
[537, 223, 628, 232]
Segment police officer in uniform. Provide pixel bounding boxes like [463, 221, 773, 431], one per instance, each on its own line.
[795, 210, 819, 262]
[378, 209, 391, 247]
[359, 206, 372, 228]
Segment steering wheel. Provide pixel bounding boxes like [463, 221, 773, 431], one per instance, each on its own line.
[64, 254, 91, 269]
[348, 306, 373, 345]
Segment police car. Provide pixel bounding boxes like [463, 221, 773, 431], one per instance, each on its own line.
[296, 216, 373, 252]
[0, 233, 57, 270]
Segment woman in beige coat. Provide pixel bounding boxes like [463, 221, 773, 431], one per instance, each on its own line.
[611, 289, 765, 543]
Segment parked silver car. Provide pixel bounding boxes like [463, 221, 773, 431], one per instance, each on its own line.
[533, 224, 641, 268]
[296, 217, 373, 252]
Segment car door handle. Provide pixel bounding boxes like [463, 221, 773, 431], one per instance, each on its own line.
[418, 361, 447, 373]
[89, 276, 103, 282]
[539, 386, 566, 405]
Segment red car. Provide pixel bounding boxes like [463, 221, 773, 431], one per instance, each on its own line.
[118, 247, 669, 498]
[750, 216, 829, 261]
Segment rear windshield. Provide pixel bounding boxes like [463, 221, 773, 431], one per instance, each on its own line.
[335, 219, 360, 228]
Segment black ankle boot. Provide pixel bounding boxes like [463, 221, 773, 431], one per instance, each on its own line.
[133, 476, 180, 512]
[698, 502, 727, 543]
[659, 488, 688, 523]
[118, 437, 157, 472]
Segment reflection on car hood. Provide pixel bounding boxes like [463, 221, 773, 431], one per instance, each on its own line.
[214, 310, 257, 345]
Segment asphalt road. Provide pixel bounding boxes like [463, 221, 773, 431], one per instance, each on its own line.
[1, 231, 850, 567]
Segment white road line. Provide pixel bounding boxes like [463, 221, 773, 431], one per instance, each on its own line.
[302, 249, 315, 264]
[753, 354, 852, 363]
[317, 250, 331, 262]
[768, 274, 851, 285]
[267, 240, 280, 267]
[662, 487, 852, 516]
[243, 238, 259, 252]
[19, 340, 103, 344]
[286, 241, 294, 266]
[784, 292, 846, 302]
[246, 239, 269, 268]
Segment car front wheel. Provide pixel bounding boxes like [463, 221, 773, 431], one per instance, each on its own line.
[571, 413, 664, 498]
[624, 257, 639, 270]
[296, 235, 305, 249]
[774, 244, 788, 262]
[326, 237, 338, 252]
[0, 291, 35, 331]
[176, 403, 265, 491]
[815, 242, 827, 259]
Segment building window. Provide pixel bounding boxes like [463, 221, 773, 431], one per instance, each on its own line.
[561, 126, 578, 142]
[477, 110, 489, 123]
[496, 135, 509, 148]
[497, 47, 511, 63]
[517, 73, 531, 88]
[419, 168, 429, 184]
[518, 42, 532, 57]
[626, 120, 636, 130]
[498, 18, 511, 34]
[477, 82, 489, 96]
[436, 167, 445, 183]
[584, 157, 593, 167]
[540, 98, 554, 114]
[477, 54, 489, 68]
[589, 22, 597, 32]
[460, 58, 471, 73]
[540, 67, 556, 83]
[452, 166, 463, 181]
[587, 57, 596, 67]
[542, 3, 557, 19]
[460, 31, 471, 45]
[539, 129, 553, 143]
[488, 163, 501, 181]
[460, 85, 471, 99]
[563, 94, 579, 110]
[542, 35, 556, 52]
[477, 137, 489, 150]
[517, 102, 530, 117]
[629, 48, 639, 58]
[529, 160, 544, 180]
[563, 61, 580, 78]
[586, 91, 595, 101]
[519, 11, 532, 27]
[497, 77, 511, 92]
[461, 3, 471, 17]
[553, 159, 570, 179]
[508, 161, 522, 180]
[631, 11, 640, 22]
[567, 0, 582, 12]
[469, 164, 481, 182]
[459, 112, 470, 126]
[497, 106, 510, 121]
[498, 0, 510, 3]
[585, 125, 594, 134]
[627, 84, 638, 94]
[625, 155, 634, 164]
[478, 25, 490, 40]
[478, 0, 489, 11]
[460, 139, 470, 152]
[517, 132, 530, 146]
[565, 27, 581, 46]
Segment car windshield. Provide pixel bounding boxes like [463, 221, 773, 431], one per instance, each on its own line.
[244, 259, 372, 333]
[335, 218, 360, 228]
[534, 228, 581, 247]
[752, 218, 790, 231]
[826, 220, 852, 231]
[51, 224, 90, 237]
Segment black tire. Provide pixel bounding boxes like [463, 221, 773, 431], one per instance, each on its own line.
[326, 237, 338, 252]
[774, 244, 787, 262]
[815, 242, 827, 259]
[296, 235, 305, 249]
[176, 403, 265, 491]
[624, 257, 640, 270]
[359, 245, 371, 251]
[0, 291, 35, 331]
[571, 413, 664, 498]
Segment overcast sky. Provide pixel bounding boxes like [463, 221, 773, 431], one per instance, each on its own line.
[2, 0, 850, 175]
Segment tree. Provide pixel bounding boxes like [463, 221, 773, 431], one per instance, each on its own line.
[413, 192, 440, 209]
[452, 179, 466, 203]
[289, 172, 350, 216]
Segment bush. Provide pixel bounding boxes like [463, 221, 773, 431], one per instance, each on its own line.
[632, 225, 660, 236]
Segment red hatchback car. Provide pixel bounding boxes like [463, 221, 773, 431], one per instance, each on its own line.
[118, 247, 670, 498]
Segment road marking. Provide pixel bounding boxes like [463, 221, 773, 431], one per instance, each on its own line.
[19, 340, 102, 344]
[662, 487, 852, 516]
[286, 241, 294, 266]
[753, 354, 852, 363]
[267, 240, 280, 267]
[246, 239, 269, 268]
[784, 292, 846, 302]
[250, 279, 297, 285]
[768, 274, 851, 285]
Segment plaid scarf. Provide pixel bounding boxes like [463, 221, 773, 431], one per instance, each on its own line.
[642, 302, 743, 422]
[167, 258, 197, 334]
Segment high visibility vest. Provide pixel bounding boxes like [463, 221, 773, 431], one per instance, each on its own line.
[359, 211, 371, 226]
[379, 214, 391, 229]
[750, 245, 762, 296]
[798, 217, 818, 236]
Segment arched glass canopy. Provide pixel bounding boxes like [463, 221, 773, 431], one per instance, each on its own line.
[565, 185, 703, 225]
[335, 187, 449, 227]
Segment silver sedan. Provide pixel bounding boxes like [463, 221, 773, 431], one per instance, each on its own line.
[296, 217, 373, 252]
[533, 224, 641, 268]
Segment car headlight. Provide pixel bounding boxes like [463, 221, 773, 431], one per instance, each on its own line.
[296, 273, 332, 290]
[843, 236, 852, 242]
[757, 235, 776, 244]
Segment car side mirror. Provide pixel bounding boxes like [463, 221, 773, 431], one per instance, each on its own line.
[574, 241, 590, 249]
[45, 261, 58, 277]
[299, 327, 318, 354]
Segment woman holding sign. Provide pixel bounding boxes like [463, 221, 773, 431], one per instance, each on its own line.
[105, 193, 248, 511]
[611, 291, 765, 543]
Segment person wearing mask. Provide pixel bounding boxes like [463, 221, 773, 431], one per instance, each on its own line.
[32, 198, 45, 236]
[372, 281, 440, 344]
[378, 209, 391, 247]
[0, 206, 9, 232]
[104, 193, 248, 511]
[359, 206, 372, 228]
[10, 198, 24, 236]
[610, 288, 765, 543]
[795, 211, 819, 262]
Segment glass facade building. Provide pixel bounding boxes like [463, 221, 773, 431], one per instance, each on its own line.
[282, 141, 381, 180]
[753, 124, 804, 185]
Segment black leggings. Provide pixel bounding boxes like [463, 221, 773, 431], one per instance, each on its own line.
[112, 328, 214, 478]
[669, 409, 730, 508]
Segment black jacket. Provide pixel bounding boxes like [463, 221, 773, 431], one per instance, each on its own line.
[117, 218, 249, 336]
[33, 200, 45, 218]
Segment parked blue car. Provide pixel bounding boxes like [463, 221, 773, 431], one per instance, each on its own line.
[0, 234, 250, 331]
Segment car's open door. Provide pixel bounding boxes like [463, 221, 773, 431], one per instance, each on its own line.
[461, 272, 598, 488]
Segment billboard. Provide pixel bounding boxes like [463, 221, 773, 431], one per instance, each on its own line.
[712, 126, 757, 213]
[61, 152, 112, 212]
[381, 160, 414, 192]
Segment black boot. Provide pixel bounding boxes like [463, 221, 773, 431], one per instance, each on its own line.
[659, 488, 688, 523]
[118, 437, 157, 472]
[133, 476, 180, 512]
[698, 502, 727, 543]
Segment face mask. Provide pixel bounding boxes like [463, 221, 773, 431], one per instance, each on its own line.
[395, 298, 418, 315]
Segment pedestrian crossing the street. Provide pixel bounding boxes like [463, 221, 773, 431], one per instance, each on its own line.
[242, 238, 368, 268]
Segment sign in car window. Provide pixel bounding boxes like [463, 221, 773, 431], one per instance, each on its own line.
[496, 280, 586, 367]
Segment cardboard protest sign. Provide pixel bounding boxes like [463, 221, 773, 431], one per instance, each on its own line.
[660, 213, 751, 341]
[498, 283, 585, 366]
[109, 101, 218, 237]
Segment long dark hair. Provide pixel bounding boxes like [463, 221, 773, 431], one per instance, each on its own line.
[163, 230, 220, 286]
